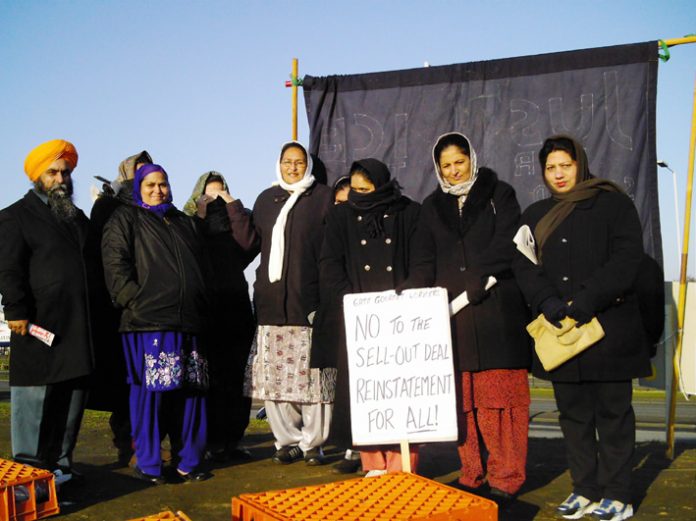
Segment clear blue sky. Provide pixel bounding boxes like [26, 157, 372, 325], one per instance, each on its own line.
[1, 0, 695, 280]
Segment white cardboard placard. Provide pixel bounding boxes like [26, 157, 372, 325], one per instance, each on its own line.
[343, 287, 458, 445]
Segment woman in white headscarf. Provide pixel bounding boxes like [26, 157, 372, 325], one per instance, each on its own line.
[403, 132, 531, 502]
[229, 142, 335, 465]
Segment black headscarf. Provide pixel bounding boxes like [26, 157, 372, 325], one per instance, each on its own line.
[347, 158, 404, 237]
[534, 135, 622, 259]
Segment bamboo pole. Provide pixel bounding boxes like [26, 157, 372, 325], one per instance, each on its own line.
[292, 58, 298, 141]
[666, 75, 696, 459]
[663, 36, 696, 47]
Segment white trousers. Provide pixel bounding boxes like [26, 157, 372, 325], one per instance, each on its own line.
[265, 400, 332, 452]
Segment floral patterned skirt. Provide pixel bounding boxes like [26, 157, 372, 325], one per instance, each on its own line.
[244, 325, 336, 403]
[122, 331, 209, 392]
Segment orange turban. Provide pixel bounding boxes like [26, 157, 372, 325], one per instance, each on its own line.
[24, 139, 78, 182]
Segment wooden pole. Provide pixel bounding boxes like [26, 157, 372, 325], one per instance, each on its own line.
[400, 440, 412, 473]
[666, 75, 696, 459]
[292, 58, 298, 141]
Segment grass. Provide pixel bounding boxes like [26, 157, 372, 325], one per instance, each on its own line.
[0, 401, 270, 432]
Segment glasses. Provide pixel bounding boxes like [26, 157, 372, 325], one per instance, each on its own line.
[280, 160, 306, 169]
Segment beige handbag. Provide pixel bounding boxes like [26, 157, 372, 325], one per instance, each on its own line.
[526, 314, 605, 371]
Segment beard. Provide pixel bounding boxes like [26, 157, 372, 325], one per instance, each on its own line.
[35, 179, 78, 221]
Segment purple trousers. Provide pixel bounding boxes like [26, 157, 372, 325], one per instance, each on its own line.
[123, 332, 207, 476]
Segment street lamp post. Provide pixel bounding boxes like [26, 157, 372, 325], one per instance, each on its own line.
[657, 160, 682, 259]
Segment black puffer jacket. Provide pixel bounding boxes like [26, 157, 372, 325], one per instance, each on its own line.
[102, 205, 209, 333]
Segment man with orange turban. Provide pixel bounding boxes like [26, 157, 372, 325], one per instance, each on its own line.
[0, 139, 93, 482]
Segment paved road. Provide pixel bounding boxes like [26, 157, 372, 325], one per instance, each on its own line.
[2, 378, 695, 440]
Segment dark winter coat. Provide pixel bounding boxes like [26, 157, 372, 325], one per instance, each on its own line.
[0, 191, 94, 386]
[242, 183, 333, 326]
[311, 197, 420, 368]
[513, 190, 652, 381]
[84, 190, 130, 411]
[101, 205, 209, 334]
[195, 198, 256, 369]
[405, 168, 531, 372]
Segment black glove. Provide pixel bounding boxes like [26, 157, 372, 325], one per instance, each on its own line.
[462, 270, 486, 305]
[539, 296, 566, 328]
[566, 295, 593, 327]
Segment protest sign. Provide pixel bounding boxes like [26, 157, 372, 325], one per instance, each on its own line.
[343, 287, 458, 445]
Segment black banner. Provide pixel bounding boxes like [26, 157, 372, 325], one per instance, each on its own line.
[304, 41, 661, 262]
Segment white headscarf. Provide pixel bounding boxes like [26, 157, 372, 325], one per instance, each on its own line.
[268, 141, 315, 283]
[432, 132, 479, 208]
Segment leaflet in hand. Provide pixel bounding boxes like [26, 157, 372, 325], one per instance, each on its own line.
[449, 276, 497, 316]
[513, 224, 538, 265]
[29, 323, 55, 347]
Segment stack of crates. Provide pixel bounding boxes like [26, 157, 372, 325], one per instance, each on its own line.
[126, 511, 192, 521]
[232, 472, 497, 521]
[0, 459, 59, 521]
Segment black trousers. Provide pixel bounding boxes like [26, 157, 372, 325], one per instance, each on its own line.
[552, 381, 635, 504]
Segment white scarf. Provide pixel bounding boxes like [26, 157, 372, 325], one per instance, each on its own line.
[433, 131, 479, 209]
[268, 142, 315, 283]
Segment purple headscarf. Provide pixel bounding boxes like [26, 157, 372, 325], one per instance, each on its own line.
[134, 163, 174, 218]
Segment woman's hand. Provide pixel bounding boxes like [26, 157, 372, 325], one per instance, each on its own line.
[539, 297, 566, 328]
[196, 194, 213, 218]
[462, 270, 486, 305]
[8, 319, 29, 336]
[566, 294, 593, 327]
[216, 190, 234, 203]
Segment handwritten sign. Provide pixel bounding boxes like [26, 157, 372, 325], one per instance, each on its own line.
[343, 287, 458, 445]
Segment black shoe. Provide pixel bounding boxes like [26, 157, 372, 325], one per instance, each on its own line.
[333, 458, 361, 474]
[489, 487, 515, 508]
[54, 467, 86, 486]
[228, 447, 253, 461]
[132, 466, 167, 485]
[447, 480, 489, 496]
[205, 446, 252, 463]
[304, 448, 325, 466]
[176, 469, 211, 483]
[272, 446, 303, 464]
[204, 449, 226, 463]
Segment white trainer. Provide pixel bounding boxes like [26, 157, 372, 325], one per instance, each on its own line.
[591, 499, 634, 520]
[557, 492, 600, 519]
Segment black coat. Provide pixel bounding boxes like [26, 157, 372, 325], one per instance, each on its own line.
[311, 197, 420, 368]
[513, 190, 652, 381]
[0, 191, 94, 386]
[101, 205, 209, 334]
[84, 193, 130, 410]
[405, 169, 531, 372]
[196, 199, 256, 371]
[247, 183, 333, 326]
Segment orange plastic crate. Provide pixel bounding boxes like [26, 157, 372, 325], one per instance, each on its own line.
[231, 472, 497, 521]
[126, 511, 192, 521]
[0, 459, 59, 521]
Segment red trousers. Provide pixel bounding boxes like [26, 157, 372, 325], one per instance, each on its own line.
[457, 369, 529, 495]
[360, 445, 419, 473]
